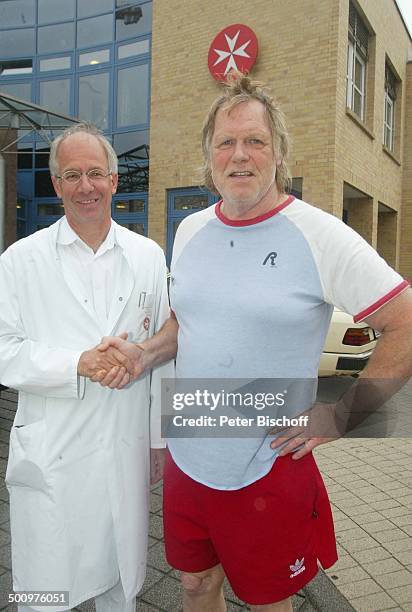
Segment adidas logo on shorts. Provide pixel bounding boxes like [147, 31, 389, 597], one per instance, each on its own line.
[289, 557, 306, 578]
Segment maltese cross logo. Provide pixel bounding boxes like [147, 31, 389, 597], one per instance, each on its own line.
[208, 24, 258, 81]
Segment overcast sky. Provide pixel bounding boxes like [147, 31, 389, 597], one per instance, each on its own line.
[396, 0, 412, 37]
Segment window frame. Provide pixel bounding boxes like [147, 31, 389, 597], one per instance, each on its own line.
[383, 63, 398, 154]
[346, 36, 366, 120]
[166, 187, 219, 265]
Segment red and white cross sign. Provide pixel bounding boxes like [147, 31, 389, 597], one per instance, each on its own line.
[208, 23, 258, 82]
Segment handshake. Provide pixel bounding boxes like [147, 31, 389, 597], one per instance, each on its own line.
[77, 333, 148, 389]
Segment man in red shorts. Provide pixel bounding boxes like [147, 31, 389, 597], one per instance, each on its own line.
[97, 74, 412, 611]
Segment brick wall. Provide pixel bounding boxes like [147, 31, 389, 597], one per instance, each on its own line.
[400, 61, 412, 279]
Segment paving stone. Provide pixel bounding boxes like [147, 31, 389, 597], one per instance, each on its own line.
[141, 575, 182, 611]
[356, 492, 392, 504]
[331, 507, 349, 522]
[148, 515, 163, 540]
[335, 527, 369, 542]
[139, 566, 165, 595]
[334, 518, 358, 531]
[337, 578, 382, 600]
[223, 578, 245, 605]
[330, 490, 361, 501]
[349, 547, 392, 565]
[136, 603, 162, 611]
[148, 536, 158, 548]
[371, 500, 403, 511]
[337, 502, 376, 516]
[384, 538, 412, 554]
[146, 541, 172, 574]
[0, 430, 10, 444]
[0, 522, 9, 534]
[324, 554, 358, 573]
[339, 535, 379, 553]
[355, 512, 385, 525]
[226, 602, 248, 611]
[0, 571, 13, 609]
[0, 544, 12, 571]
[372, 529, 410, 544]
[361, 519, 399, 534]
[381, 486, 412, 499]
[389, 514, 412, 528]
[387, 583, 412, 605]
[75, 598, 94, 611]
[324, 468, 353, 477]
[0, 531, 10, 547]
[326, 483, 348, 494]
[374, 569, 412, 590]
[327, 565, 369, 586]
[0, 444, 9, 460]
[364, 557, 404, 576]
[0, 504, 9, 525]
[150, 482, 162, 494]
[349, 592, 398, 611]
[401, 523, 412, 536]
[150, 494, 162, 514]
[391, 548, 412, 566]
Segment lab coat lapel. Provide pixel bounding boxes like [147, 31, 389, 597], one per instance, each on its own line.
[105, 251, 135, 335]
[49, 219, 102, 330]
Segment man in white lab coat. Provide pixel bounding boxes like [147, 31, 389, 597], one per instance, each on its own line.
[0, 123, 173, 612]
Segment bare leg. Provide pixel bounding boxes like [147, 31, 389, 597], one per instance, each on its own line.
[249, 597, 293, 612]
[181, 563, 226, 612]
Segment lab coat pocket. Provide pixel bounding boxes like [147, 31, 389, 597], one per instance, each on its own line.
[129, 292, 154, 343]
[6, 420, 52, 492]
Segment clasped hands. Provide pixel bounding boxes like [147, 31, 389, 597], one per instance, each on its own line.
[78, 333, 147, 389]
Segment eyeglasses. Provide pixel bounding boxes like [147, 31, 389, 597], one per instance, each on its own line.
[56, 169, 112, 184]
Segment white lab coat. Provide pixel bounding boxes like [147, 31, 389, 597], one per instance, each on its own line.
[0, 218, 172, 611]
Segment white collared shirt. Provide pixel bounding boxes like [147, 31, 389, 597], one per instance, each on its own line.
[57, 217, 121, 328]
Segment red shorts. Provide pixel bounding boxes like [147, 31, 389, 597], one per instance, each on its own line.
[163, 450, 337, 605]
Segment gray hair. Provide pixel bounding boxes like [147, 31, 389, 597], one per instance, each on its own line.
[202, 73, 291, 194]
[49, 122, 118, 176]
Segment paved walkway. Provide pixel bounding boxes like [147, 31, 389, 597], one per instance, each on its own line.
[0, 383, 411, 611]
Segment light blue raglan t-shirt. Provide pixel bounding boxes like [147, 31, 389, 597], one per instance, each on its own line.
[168, 196, 408, 490]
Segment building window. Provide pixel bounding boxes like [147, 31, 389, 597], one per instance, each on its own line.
[166, 187, 219, 264]
[115, 1, 152, 41]
[346, 2, 368, 120]
[39, 78, 71, 116]
[0, 59, 32, 76]
[38, 22, 75, 54]
[383, 64, 397, 152]
[38, 0, 75, 25]
[0, 81, 31, 102]
[39, 56, 71, 72]
[117, 63, 149, 127]
[0, 0, 35, 27]
[0, 28, 35, 58]
[112, 194, 147, 235]
[78, 71, 109, 129]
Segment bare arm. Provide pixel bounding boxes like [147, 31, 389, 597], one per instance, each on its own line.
[139, 312, 178, 370]
[357, 288, 412, 378]
[271, 288, 412, 458]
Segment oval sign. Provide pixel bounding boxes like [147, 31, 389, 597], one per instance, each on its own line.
[208, 23, 258, 82]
